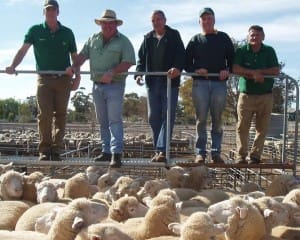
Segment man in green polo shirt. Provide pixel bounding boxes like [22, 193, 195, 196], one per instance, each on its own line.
[66, 9, 135, 168]
[6, 0, 80, 161]
[233, 25, 280, 164]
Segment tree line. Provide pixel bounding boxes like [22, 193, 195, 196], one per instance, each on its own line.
[0, 40, 298, 124]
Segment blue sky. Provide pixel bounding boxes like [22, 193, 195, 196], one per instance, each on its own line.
[0, 0, 299, 102]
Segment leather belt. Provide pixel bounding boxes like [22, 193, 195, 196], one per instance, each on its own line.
[39, 74, 65, 79]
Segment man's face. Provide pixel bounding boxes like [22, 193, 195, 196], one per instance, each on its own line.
[101, 21, 118, 37]
[151, 13, 166, 33]
[44, 6, 59, 19]
[199, 13, 215, 33]
[248, 29, 264, 46]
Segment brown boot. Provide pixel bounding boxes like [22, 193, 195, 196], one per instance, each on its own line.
[109, 153, 122, 168]
[39, 152, 50, 161]
[94, 152, 112, 162]
[195, 154, 205, 164]
[156, 152, 167, 163]
[151, 152, 159, 162]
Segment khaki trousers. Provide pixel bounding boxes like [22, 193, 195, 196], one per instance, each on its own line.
[36, 75, 72, 154]
[236, 93, 273, 159]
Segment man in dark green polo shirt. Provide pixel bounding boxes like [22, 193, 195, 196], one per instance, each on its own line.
[6, 0, 80, 161]
[233, 25, 280, 164]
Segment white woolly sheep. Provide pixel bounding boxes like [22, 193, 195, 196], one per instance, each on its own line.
[107, 175, 141, 201]
[15, 202, 66, 231]
[265, 174, 299, 196]
[0, 162, 13, 174]
[239, 182, 262, 193]
[35, 179, 65, 203]
[0, 170, 25, 200]
[121, 195, 181, 240]
[109, 195, 148, 222]
[271, 225, 300, 240]
[85, 165, 107, 185]
[174, 165, 211, 191]
[22, 171, 45, 203]
[224, 206, 265, 240]
[63, 172, 92, 199]
[35, 205, 65, 234]
[140, 178, 170, 199]
[207, 196, 266, 240]
[0, 200, 32, 230]
[252, 196, 291, 235]
[97, 169, 123, 192]
[75, 223, 133, 240]
[162, 166, 188, 188]
[1, 198, 109, 240]
[0, 230, 46, 240]
[169, 211, 228, 240]
[47, 198, 109, 240]
[283, 188, 300, 206]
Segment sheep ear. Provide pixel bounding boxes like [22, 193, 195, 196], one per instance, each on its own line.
[42, 176, 51, 181]
[264, 209, 274, 218]
[142, 196, 152, 207]
[21, 172, 26, 176]
[55, 180, 65, 189]
[72, 216, 84, 230]
[168, 222, 181, 235]
[236, 207, 248, 219]
[176, 201, 183, 211]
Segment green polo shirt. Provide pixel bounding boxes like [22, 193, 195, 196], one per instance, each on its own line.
[24, 22, 77, 71]
[234, 43, 279, 94]
[80, 32, 136, 83]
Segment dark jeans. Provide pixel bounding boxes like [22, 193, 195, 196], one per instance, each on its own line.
[147, 78, 179, 152]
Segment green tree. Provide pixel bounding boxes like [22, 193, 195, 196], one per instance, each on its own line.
[18, 103, 32, 123]
[70, 87, 94, 122]
[179, 77, 195, 124]
[1, 98, 19, 122]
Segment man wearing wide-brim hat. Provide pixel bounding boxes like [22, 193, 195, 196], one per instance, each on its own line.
[66, 9, 136, 168]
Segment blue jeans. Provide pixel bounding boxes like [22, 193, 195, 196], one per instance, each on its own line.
[192, 80, 227, 157]
[93, 82, 125, 154]
[147, 78, 179, 152]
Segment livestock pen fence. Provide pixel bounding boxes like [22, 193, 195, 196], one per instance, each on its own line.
[0, 71, 299, 191]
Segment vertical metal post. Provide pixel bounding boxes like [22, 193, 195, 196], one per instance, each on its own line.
[166, 76, 171, 166]
[282, 75, 288, 162]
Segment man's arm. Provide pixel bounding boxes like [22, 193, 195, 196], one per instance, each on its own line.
[101, 62, 134, 84]
[6, 43, 31, 74]
[70, 52, 81, 91]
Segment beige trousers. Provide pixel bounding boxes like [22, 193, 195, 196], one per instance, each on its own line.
[236, 93, 273, 160]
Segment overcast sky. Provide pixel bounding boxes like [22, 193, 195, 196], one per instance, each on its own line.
[0, 0, 299, 102]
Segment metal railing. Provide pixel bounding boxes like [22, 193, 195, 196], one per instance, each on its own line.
[0, 70, 299, 175]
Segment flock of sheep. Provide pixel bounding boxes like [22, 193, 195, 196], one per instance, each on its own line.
[0, 161, 299, 240]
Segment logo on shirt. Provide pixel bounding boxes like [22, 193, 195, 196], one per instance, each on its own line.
[39, 38, 46, 41]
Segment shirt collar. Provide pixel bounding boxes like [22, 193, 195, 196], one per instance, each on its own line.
[246, 43, 266, 52]
[42, 21, 61, 31]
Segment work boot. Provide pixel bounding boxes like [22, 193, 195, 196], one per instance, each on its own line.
[151, 152, 159, 162]
[212, 155, 225, 164]
[236, 156, 247, 164]
[249, 156, 261, 164]
[156, 152, 167, 163]
[39, 152, 50, 161]
[51, 153, 62, 161]
[109, 153, 122, 168]
[94, 152, 112, 162]
[195, 154, 206, 164]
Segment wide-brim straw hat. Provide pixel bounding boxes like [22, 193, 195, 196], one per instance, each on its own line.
[95, 9, 123, 26]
